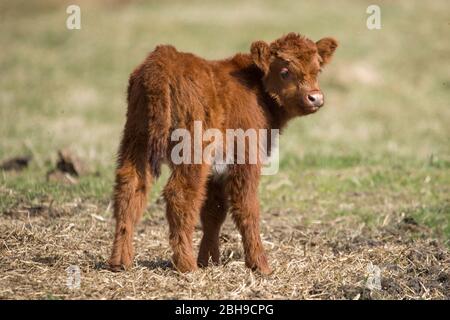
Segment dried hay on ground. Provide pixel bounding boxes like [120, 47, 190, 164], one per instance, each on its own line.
[1, 200, 448, 300]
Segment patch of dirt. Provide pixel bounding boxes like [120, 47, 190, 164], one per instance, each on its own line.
[0, 201, 449, 299]
[2, 199, 96, 220]
[46, 170, 79, 184]
[46, 148, 87, 184]
[55, 148, 86, 177]
[0, 155, 32, 171]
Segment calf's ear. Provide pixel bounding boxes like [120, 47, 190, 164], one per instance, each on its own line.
[316, 37, 338, 66]
[251, 41, 271, 73]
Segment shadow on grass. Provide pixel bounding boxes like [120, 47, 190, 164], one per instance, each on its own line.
[91, 258, 173, 271]
[138, 258, 173, 270]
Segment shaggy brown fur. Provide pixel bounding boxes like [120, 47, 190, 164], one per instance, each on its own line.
[109, 33, 338, 274]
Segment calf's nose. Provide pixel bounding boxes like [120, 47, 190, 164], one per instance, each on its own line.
[306, 92, 324, 108]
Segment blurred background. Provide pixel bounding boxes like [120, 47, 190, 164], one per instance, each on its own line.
[1, 0, 449, 239]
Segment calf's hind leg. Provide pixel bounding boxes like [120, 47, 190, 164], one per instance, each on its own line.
[227, 165, 271, 275]
[163, 164, 209, 272]
[109, 155, 151, 271]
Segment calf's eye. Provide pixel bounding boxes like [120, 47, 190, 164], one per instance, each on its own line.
[280, 68, 290, 79]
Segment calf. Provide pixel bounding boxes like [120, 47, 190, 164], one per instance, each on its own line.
[109, 33, 338, 274]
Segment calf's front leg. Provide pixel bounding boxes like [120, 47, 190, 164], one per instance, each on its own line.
[198, 178, 228, 267]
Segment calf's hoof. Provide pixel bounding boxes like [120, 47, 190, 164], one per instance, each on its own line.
[173, 255, 198, 273]
[246, 254, 272, 275]
[197, 244, 220, 268]
[108, 253, 133, 272]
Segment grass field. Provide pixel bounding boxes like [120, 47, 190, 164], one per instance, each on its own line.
[0, 0, 449, 299]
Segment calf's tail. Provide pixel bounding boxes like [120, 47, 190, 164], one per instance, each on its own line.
[125, 67, 171, 178]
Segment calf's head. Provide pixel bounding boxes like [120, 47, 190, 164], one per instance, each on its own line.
[251, 33, 338, 115]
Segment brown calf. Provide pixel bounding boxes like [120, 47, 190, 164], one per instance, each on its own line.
[109, 33, 337, 274]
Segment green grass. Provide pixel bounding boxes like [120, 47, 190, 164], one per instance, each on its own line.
[1, 0, 449, 241]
